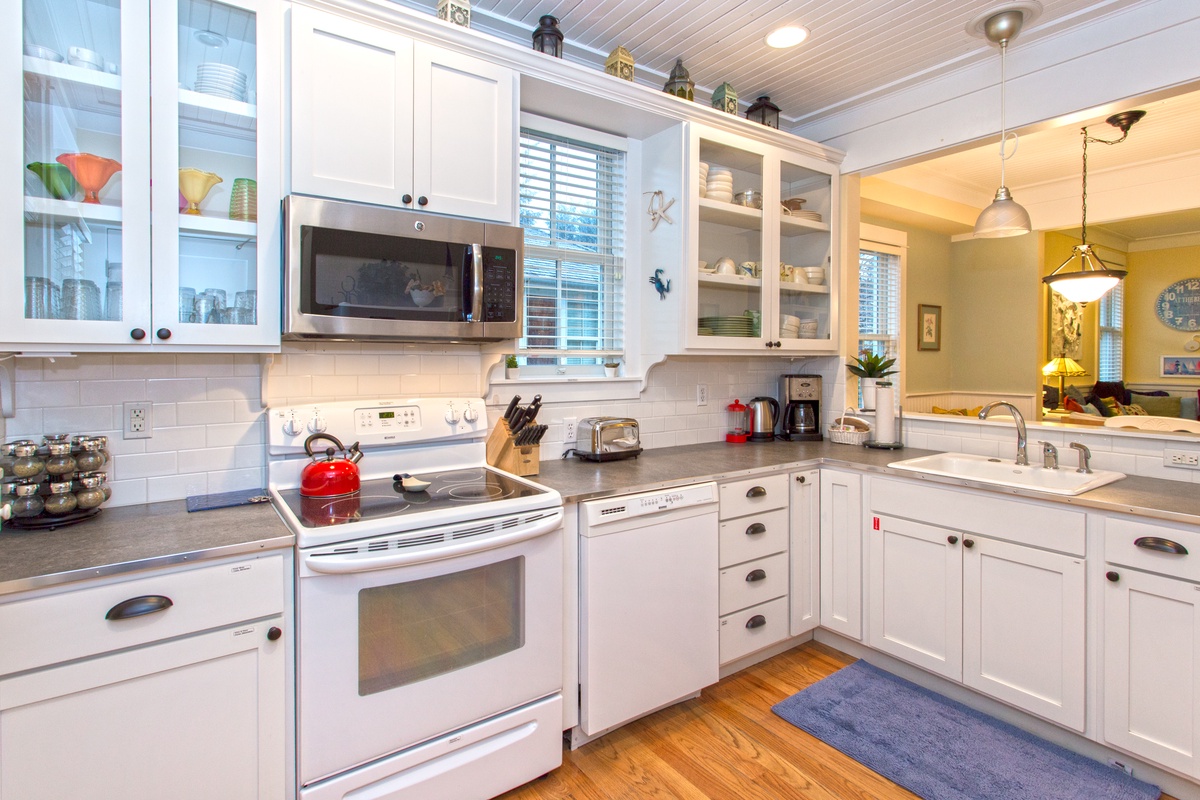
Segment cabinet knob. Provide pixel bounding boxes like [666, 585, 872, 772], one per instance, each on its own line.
[130, 328, 146, 340]
[963, 538, 975, 549]
[156, 328, 172, 340]
[402, 194, 413, 204]
[267, 626, 283, 641]
[746, 486, 767, 498]
[745, 522, 767, 536]
[418, 196, 429, 206]
[947, 535, 959, 545]
[795, 475, 806, 483]
[1106, 570, 1120, 583]
[746, 614, 766, 629]
[746, 568, 767, 582]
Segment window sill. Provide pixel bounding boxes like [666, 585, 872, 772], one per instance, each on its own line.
[488, 374, 643, 403]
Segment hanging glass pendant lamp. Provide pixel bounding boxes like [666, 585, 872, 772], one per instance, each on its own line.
[1043, 110, 1145, 304]
[973, 7, 1033, 238]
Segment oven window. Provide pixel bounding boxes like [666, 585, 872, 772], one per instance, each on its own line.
[357, 558, 525, 695]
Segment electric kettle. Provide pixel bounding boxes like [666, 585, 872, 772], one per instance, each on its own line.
[746, 396, 779, 442]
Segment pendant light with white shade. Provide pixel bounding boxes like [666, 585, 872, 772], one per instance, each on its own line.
[970, 5, 1037, 238]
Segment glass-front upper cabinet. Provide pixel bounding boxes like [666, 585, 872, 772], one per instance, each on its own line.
[6, 0, 279, 350]
[776, 155, 837, 352]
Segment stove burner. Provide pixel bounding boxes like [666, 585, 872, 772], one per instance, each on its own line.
[445, 483, 510, 501]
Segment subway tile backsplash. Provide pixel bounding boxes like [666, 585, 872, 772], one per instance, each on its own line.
[4, 345, 1196, 508]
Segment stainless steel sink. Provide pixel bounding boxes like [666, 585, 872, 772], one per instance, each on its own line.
[889, 452, 1125, 496]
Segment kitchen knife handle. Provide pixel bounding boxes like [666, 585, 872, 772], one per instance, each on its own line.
[503, 395, 520, 422]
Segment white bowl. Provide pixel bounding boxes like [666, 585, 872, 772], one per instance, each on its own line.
[25, 44, 63, 62]
[714, 257, 737, 275]
[68, 46, 103, 66]
[401, 476, 431, 492]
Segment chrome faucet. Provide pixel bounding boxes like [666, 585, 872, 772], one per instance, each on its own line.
[1069, 442, 1093, 474]
[979, 401, 1029, 466]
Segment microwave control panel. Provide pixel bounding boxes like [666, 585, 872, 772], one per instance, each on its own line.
[482, 246, 517, 322]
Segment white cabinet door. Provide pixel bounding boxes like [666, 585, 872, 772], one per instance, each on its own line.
[820, 468, 862, 640]
[290, 6, 414, 207]
[1104, 567, 1200, 777]
[963, 536, 1086, 731]
[0, 618, 286, 799]
[412, 44, 514, 222]
[789, 469, 819, 636]
[867, 515, 963, 680]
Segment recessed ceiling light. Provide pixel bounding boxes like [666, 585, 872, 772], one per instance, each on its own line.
[765, 25, 809, 49]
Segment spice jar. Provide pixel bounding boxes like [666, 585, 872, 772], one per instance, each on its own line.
[74, 438, 107, 472]
[0, 442, 16, 476]
[44, 481, 78, 516]
[92, 435, 111, 466]
[11, 482, 45, 517]
[11, 443, 46, 479]
[74, 473, 107, 510]
[45, 441, 77, 476]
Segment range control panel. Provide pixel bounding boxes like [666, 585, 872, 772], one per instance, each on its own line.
[266, 397, 486, 455]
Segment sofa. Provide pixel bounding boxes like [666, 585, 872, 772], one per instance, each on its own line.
[1049, 381, 1200, 420]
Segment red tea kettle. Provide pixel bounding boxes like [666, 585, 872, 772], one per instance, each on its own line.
[300, 434, 364, 498]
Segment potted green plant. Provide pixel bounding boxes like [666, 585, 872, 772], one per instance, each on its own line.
[603, 360, 620, 378]
[505, 354, 519, 380]
[846, 351, 897, 410]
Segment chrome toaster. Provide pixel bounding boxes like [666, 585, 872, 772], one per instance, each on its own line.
[574, 417, 641, 462]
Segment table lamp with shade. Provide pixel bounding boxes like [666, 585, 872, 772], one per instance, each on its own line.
[1042, 356, 1088, 410]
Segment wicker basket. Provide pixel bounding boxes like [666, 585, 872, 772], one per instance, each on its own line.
[828, 409, 871, 445]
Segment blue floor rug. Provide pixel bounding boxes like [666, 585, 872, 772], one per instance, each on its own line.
[772, 660, 1160, 800]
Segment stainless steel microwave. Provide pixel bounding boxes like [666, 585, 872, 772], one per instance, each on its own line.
[282, 196, 523, 342]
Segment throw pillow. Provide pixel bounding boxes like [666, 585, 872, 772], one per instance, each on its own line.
[1134, 395, 1182, 417]
[1064, 396, 1085, 413]
[1121, 403, 1149, 416]
[1183, 396, 1199, 420]
[1098, 396, 1123, 417]
[1130, 389, 1170, 398]
[1093, 380, 1131, 405]
[932, 406, 968, 416]
[1064, 384, 1088, 405]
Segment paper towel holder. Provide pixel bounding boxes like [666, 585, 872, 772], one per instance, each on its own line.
[864, 381, 904, 449]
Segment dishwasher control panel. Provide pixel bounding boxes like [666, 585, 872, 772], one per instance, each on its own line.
[581, 482, 717, 528]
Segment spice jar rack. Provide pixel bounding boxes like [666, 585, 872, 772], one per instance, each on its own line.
[1, 435, 113, 530]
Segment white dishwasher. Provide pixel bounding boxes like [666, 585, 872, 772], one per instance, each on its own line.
[576, 482, 719, 743]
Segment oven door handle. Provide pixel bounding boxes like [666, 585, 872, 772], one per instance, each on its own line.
[302, 510, 564, 574]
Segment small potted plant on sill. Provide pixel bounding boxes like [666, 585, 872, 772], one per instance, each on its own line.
[846, 351, 897, 410]
[505, 354, 519, 380]
[604, 361, 620, 378]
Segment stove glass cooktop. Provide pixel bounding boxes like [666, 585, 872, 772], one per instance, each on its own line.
[278, 467, 548, 528]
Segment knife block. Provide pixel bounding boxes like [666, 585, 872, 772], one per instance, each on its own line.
[486, 419, 540, 476]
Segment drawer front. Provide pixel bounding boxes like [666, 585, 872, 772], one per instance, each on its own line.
[1105, 516, 1200, 582]
[720, 597, 789, 664]
[0, 552, 286, 675]
[719, 552, 788, 616]
[719, 508, 789, 568]
[719, 473, 789, 520]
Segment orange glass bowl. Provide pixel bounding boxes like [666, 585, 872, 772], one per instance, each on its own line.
[55, 153, 122, 204]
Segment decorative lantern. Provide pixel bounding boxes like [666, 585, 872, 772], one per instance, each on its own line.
[712, 82, 738, 115]
[436, 0, 470, 28]
[663, 58, 694, 101]
[746, 95, 781, 129]
[532, 15, 563, 58]
[605, 46, 634, 81]
[726, 398, 748, 443]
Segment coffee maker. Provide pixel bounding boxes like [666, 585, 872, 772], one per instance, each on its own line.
[780, 374, 822, 441]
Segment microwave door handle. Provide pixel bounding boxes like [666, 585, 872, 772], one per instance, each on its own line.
[467, 243, 484, 322]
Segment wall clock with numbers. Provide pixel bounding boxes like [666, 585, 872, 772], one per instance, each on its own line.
[1156, 277, 1200, 331]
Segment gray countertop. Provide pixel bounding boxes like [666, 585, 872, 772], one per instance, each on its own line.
[0, 500, 293, 596]
[533, 441, 1200, 526]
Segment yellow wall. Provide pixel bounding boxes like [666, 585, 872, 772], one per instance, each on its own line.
[1126, 244, 1200, 385]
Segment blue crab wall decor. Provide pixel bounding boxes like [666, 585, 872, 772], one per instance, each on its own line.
[649, 269, 670, 300]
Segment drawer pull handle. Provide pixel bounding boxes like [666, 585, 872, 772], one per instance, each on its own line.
[106, 595, 174, 621]
[268, 626, 283, 641]
[745, 523, 767, 536]
[746, 486, 767, 498]
[1134, 536, 1188, 556]
[963, 539, 975, 549]
[746, 568, 767, 582]
[746, 614, 766, 629]
[947, 535, 958, 545]
[1106, 571, 1120, 582]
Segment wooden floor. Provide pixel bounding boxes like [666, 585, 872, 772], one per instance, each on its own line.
[498, 641, 1175, 800]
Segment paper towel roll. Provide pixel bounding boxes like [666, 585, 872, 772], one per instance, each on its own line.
[874, 381, 896, 443]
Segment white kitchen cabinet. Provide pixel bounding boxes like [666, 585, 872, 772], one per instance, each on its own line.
[820, 468, 862, 639]
[289, 6, 515, 223]
[1103, 515, 1200, 779]
[0, 552, 287, 798]
[867, 478, 1087, 731]
[6, 0, 282, 350]
[789, 468, 819, 637]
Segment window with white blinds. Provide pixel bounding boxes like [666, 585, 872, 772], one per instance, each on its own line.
[858, 246, 901, 363]
[1098, 281, 1124, 382]
[518, 129, 625, 367]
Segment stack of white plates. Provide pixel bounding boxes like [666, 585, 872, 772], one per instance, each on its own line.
[791, 210, 822, 222]
[195, 62, 248, 101]
[698, 161, 709, 198]
[706, 167, 733, 203]
[698, 315, 755, 337]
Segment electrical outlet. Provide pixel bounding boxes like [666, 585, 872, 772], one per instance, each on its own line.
[124, 401, 152, 439]
[1164, 449, 1200, 469]
[563, 416, 578, 444]
[1106, 758, 1133, 776]
[697, 384, 709, 406]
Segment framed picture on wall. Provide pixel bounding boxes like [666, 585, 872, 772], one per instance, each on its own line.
[918, 304, 941, 351]
[1049, 291, 1083, 360]
[1161, 355, 1200, 377]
